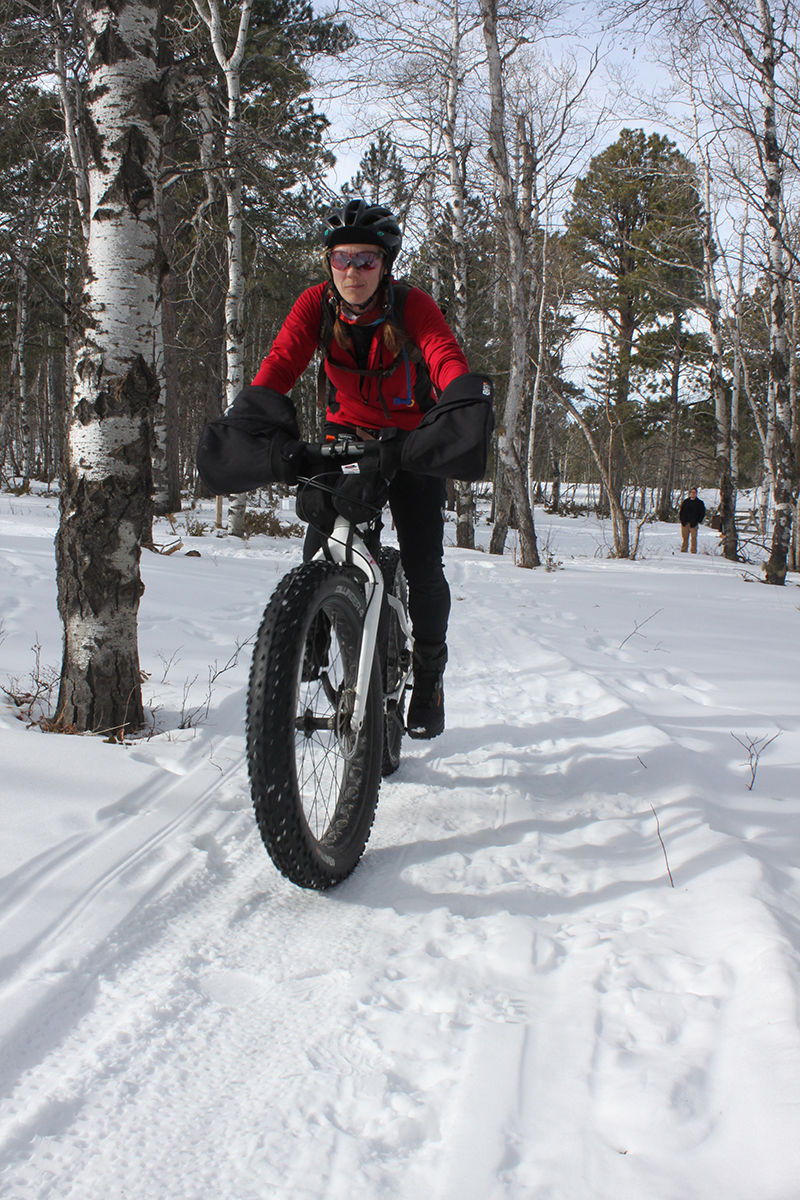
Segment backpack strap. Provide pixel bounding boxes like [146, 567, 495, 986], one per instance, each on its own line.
[316, 282, 436, 413]
[316, 287, 338, 409]
[389, 282, 437, 412]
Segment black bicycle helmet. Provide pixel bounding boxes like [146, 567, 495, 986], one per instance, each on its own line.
[324, 198, 403, 264]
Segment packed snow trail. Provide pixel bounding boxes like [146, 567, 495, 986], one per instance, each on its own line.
[2, 500, 800, 1199]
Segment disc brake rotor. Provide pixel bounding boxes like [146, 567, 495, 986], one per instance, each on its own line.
[334, 686, 358, 759]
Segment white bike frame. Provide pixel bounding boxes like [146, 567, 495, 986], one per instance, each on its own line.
[312, 514, 385, 735]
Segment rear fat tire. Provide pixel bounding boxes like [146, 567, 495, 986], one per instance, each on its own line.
[247, 561, 383, 890]
[378, 547, 410, 777]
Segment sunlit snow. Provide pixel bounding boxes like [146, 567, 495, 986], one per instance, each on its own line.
[1, 487, 799, 1199]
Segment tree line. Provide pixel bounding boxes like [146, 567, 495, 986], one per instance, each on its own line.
[0, 0, 798, 732]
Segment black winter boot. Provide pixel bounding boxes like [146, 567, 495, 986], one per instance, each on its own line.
[407, 641, 447, 739]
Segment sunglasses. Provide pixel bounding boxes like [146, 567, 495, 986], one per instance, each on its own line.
[329, 249, 384, 272]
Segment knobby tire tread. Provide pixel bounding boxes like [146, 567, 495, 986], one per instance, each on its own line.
[247, 561, 383, 889]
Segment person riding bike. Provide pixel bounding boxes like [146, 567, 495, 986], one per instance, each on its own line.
[197, 198, 493, 740]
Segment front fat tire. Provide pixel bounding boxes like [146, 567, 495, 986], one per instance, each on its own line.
[247, 561, 383, 890]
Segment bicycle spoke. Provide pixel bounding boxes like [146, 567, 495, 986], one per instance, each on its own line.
[292, 613, 353, 840]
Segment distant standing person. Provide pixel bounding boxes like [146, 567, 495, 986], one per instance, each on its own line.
[679, 487, 706, 553]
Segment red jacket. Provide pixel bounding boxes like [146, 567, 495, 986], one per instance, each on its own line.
[252, 282, 469, 432]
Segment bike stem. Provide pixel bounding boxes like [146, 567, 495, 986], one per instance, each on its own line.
[314, 515, 384, 735]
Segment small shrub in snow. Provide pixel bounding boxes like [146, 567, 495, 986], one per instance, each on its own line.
[243, 510, 303, 539]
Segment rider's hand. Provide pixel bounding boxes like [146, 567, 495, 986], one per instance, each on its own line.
[377, 428, 406, 480]
[270, 434, 308, 484]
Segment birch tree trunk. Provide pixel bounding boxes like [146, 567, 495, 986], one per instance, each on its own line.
[699, 154, 738, 560]
[788, 275, 799, 569]
[5, 161, 61, 481]
[193, 0, 254, 538]
[682, 0, 795, 578]
[54, 0, 91, 247]
[147, 44, 175, 517]
[720, 215, 775, 520]
[527, 221, 549, 512]
[149, 253, 170, 516]
[6, 240, 31, 480]
[556, 388, 630, 551]
[656, 311, 683, 522]
[443, 0, 475, 548]
[155, 103, 182, 514]
[753, 0, 793, 582]
[422, 140, 442, 307]
[479, 0, 539, 567]
[729, 225, 745, 509]
[54, 0, 165, 734]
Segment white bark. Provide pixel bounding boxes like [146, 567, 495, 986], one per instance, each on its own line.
[72, 3, 163, 418]
[714, 209, 775, 494]
[8, 244, 31, 476]
[193, 0, 254, 537]
[150, 311, 171, 513]
[444, 1, 468, 343]
[442, 0, 476, 549]
[730, 223, 746, 489]
[527, 219, 549, 510]
[479, 0, 539, 566]
[696, 141, 738, 559]
[192, 0, 253, 408]
[421, 140, 441, 307]
[53, 0, 91, 245]
[55, 0, 164, 733]
[671, 0, 795, 577]
[754, 0, 793, 580]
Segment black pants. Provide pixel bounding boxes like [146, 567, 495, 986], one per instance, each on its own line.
[303, 469, 450, 646]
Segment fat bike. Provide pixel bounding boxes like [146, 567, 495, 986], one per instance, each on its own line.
[246, 437, 412, 890]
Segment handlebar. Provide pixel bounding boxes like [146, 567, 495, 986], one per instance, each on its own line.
[302, 436, 383, 469]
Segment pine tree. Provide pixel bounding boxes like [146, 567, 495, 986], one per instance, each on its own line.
[347, 133, 409, 214]
[565, 129, 705, 553]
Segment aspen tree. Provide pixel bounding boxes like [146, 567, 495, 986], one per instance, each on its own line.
[192, 0, 253, 538]
[624, 0, 799, 580]
[54, 0, 166, 733]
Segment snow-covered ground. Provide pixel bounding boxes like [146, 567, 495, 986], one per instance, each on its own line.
[1, 487, 799, 1200]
